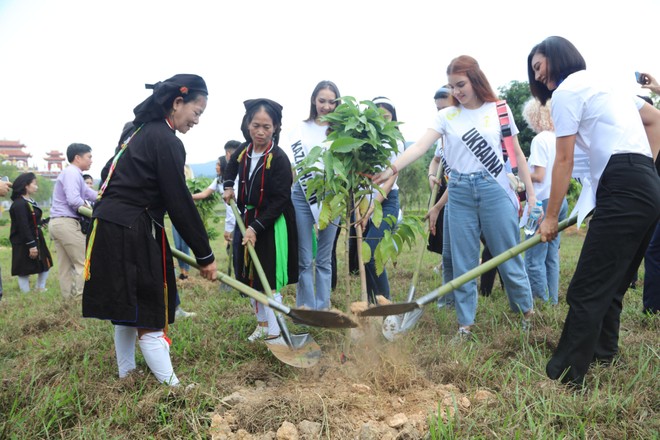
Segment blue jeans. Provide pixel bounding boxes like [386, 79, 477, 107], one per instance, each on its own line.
[364, 190, 399, 303]
[292, 183, 338, 310]
[524, 197, 568, 304]
[447, 172, 533, 327]
[438, 204, 455, 307]
[172, 226, 190, 272]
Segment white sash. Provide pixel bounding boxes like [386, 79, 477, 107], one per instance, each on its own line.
[286, 128, 323, 224]
[447, 117, 519, 210]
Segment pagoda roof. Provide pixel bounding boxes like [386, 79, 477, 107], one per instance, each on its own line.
[0, 149, 31, 158]
[44, 150, 66, 159]
[0, 140, 27, 149]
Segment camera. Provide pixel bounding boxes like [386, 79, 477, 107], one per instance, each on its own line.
[635, 71, 648, 85]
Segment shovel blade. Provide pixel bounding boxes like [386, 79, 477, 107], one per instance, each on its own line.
[382, 315, 402, 342]
[358, 302, 419, 317]
[399, 308, 425, 332]
[265, 334, 321, 368]
[381, 308, 425, 341]
[288, 308, 358, 328]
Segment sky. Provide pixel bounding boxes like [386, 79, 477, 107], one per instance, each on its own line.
[1, 0, 659, 178]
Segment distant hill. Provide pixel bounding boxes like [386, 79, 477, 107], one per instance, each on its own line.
[189, 161, 217, 178]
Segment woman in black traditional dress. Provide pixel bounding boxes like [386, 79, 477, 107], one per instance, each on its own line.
[223, 98, 298, 342]
[9, 173, 53, 292]
[82, 74, 217, 386]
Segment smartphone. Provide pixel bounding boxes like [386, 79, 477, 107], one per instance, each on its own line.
[1, 176, 9, 182]
[635, 71, 646, 85]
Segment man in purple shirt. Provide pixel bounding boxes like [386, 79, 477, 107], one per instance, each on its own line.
[49, 143, 98, 299]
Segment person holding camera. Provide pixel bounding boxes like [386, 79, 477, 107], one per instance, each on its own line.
[636, 72, 660, 314]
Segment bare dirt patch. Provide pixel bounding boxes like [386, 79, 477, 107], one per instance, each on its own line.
[209, 319, 484, 439]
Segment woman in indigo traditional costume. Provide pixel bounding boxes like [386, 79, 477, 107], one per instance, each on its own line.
[223, 98, 298, 342]
[9, 172, 53, 292]
[82, 74, 217, 386]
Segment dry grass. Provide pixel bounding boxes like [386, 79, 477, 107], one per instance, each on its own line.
[0, 216, 658, 439]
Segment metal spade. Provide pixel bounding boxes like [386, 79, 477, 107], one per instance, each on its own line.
[361, 215, 578, 319]
[229, 200, 323, 368]
[382, 162, 444, 341]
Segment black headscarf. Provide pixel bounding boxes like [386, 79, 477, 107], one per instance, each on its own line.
[240, 98, 283, 146]
[133, 74, 208, 124]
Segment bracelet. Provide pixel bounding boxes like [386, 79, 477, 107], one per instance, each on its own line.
[428, 173, 434, 178]
[390, 164, 398, 176]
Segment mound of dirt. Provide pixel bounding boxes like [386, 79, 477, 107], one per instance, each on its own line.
[209, 320, 492, 439]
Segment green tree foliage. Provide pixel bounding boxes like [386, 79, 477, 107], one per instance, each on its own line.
[297, 97, 425, 275]
[497, 80, 534, 156]
[186, 177, 220, 240]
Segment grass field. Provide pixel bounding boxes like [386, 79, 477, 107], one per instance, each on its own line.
[0, 208, 658, 439]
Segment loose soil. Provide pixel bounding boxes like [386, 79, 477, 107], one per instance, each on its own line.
[208, 319, 494, 440]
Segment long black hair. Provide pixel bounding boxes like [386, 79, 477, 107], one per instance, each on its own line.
[10, 172, 36, 201]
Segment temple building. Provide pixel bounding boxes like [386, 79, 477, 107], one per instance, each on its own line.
[0, 140, 32, 169]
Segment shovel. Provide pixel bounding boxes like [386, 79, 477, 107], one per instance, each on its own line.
[359, 215, 578, 318]
[382, 162, 445, 341]
[229, 200, 325, 368]
[79, 206, 355, 327]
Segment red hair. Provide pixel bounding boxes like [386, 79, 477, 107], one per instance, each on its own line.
[447, 55, 498, 103]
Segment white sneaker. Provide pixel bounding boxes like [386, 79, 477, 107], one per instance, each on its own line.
[247, 325, 268, 342]
[175, 306, 197, 319]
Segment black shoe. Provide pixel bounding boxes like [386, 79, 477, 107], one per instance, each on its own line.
[178, 274, 189, 280]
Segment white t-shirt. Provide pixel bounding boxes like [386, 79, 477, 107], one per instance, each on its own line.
[552, 70, 651, 224]
[552, 70, 651, 187]
[431, 101, 519, 174]
[527, 130, 556, 201]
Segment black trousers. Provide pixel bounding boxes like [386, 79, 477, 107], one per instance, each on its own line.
[547, 154, 660, 385]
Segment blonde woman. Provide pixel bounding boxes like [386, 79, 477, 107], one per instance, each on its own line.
[522, 98, 568, 305]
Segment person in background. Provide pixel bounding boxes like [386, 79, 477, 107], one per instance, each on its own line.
[528, 37, 660, 386]
[223, 98, 298, 341]
[192, 141, 239, 292]
[0, 178, 12, 302]
[281, 80, 341, 310]
[9, 173, 53, 293]
[522, 98, 568, 305]
[374, 55, 536, 342]
[83, 74, 217, 386]
[193, 139, 241, 264]
[627, 95, 654, 291]
[427, 86, 454, 308]
[637, 72, 660, 314]
[80, 174, 95, 236]
[359, 97, 402, 303]
[49, 143, 98, 300]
